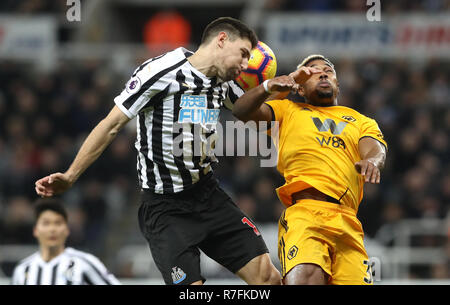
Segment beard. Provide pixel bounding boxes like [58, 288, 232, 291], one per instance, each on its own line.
[222, 69, 239, 82]
[317, 88, 333, 98]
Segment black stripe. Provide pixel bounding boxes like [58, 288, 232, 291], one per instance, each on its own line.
[71, 254, 112, 285]
[123, 58, 187, 110]
[23, 265, 30, 285]
[36, 266, 42, 285]
[227, 80, 241, 104]
[137, 85, 171, 190]
[132, 53, 167, 77]
[138, 84, 171, 190]
[66, 260, 74, 285]
[173, 69, 193, 189]
[151, 85, 174, 193]
[279, 210, 288, 232]
[140, 84, 171, 112]
[199, 77, 218, 167]
[338, 187, 349, 203]
[279, 237, 286, 277]
[190, 71, 205, 180]
[82, 272, 94, 285]
[51, 263, 58, 285]
[138, 112, 156, 189]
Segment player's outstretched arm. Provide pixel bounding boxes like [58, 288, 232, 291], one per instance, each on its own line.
[35, 105, 130, 197]
[232, 75, 298, 123]
[232, 67, 321, 123]
[355, 137, 387, 184]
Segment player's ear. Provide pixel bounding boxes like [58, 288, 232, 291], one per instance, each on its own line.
[32, 226, 38, 239]
[217, 31, 228, 48]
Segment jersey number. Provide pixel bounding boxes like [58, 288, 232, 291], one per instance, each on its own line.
[241, 217, 261, 236]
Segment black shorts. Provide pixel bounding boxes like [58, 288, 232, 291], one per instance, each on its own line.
[138, 176, 269, 285]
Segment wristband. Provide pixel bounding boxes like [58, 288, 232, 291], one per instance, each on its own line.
[262, 79, 272, 94]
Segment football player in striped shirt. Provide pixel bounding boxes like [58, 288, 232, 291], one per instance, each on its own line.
[34, 17, 281, 285]
[11, 199, 120, 285]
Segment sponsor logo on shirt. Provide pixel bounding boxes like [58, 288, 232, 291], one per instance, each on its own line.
[178, 94, 220, 126]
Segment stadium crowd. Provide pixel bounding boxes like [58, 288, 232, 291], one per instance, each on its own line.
[0, 55, 448, 279]
[0, 0, 448, 281]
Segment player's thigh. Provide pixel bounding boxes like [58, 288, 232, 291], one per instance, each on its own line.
[199, 188, 269, 275]
[278, 205, 334, 280]
[138, 201, 206, 285]
[284, 263, 328, 285]
[331, 231, 372, 285]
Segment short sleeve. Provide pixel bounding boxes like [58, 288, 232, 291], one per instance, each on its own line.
[264, 99, 290, 124]
[113, 60, 171, 119]
[223, 80, 245, 110]
[359, 116, 388, 150]
[81, 254, 121, 285]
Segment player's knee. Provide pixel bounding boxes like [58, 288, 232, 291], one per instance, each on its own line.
[284, 264, 327, 285]
[256, 255, 282, 285]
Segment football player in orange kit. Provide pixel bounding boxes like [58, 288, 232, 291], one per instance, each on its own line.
[232, 54, 387, 285]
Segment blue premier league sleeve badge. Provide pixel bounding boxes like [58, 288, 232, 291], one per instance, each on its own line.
[126, 76, 141, 94]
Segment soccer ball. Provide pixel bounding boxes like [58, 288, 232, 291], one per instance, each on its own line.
[236, 41, 277, 91]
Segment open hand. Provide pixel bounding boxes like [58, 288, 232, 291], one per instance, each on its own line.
[354, 159, 380, 184]
[266, 75, 299, 93]
[289, 66, 322, 86]
[35, 172, 73, 197]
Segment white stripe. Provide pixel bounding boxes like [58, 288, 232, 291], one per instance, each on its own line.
[160, 79, 184, 190]
[27, 262, 39, 285]
[145, 110, 164, 193]
[135, 115, 149, 188]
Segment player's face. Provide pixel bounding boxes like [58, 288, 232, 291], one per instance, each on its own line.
[218, 36, 252, 81]
[33, 211, 69, 249]
[301, 59, 339, 106]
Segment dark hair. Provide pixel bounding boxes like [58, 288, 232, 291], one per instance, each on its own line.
[200, 17, 258, 49]
[34, 198, 68, 223]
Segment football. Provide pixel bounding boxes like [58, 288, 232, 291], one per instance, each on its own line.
[236, 41, 277, 91]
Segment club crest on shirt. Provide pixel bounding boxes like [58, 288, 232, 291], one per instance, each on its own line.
[64, 260, 75, 281]
[342, 115, 356, 122]
[126, 76, 141, 94]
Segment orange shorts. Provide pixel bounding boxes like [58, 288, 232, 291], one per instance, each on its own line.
[278, 199, 373, 285]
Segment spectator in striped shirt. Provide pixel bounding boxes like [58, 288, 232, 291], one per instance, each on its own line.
[11, 199, 120, 285]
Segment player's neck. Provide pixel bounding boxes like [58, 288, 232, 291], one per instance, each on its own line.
[307, 98, 338, 107]
[188, 47, 218, 78]
[40, 245, 65, 262]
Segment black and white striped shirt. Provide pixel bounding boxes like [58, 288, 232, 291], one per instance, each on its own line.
[11, 247, 120, 285]
[114, 47, 245, 194]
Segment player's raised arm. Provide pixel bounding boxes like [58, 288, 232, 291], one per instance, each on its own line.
[232, 75, 296, 123]
[35, 105, 130, 197]
[232, 67, 321, 123]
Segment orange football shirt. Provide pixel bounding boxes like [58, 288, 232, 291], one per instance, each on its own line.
[265, 100, 387, 212]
